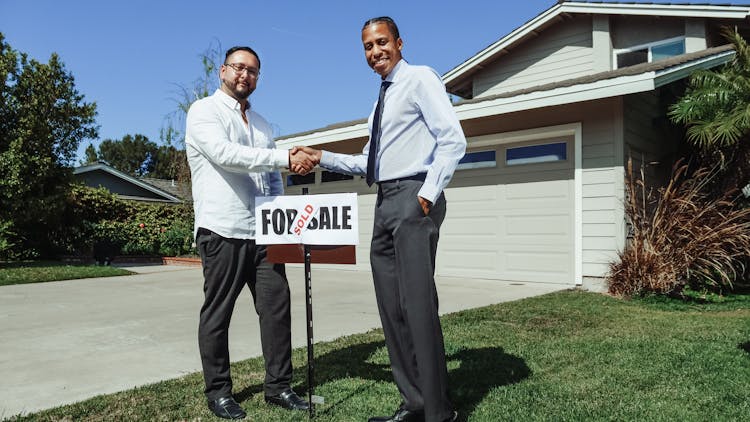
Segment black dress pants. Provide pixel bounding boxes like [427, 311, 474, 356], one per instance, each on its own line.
[370, 179, 452, 422]
[196, 229, 292, 400]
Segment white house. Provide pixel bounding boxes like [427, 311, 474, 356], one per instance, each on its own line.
[274, 1, 750, 289]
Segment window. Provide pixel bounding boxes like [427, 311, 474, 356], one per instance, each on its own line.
[286, 173, 315, 186]
[615, 38, 685, 68]
[651, 39, 685, 61]
[457, 150, 496, 170]
[616, 48, 648, 68]
[321, 170, 354, 183]
[506, 142, 566, 166]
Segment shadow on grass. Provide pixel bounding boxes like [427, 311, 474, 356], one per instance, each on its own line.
[448, 347, 530, 421]
[740, 342, 750, 355]
[235, 340, 529, 421]
[235, 340, 390, 405]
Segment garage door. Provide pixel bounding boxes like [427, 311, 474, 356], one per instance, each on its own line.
[287, 136, 575, 284]
[437, 137, 575, 284]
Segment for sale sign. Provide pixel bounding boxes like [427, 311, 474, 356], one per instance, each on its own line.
[255, 193, 359, 245]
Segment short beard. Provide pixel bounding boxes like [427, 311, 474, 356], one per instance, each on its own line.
[222, 78, 253, 101]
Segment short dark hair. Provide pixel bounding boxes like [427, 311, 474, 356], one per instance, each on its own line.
[224, 46, 261, 69]
[362, 16, 400, 40]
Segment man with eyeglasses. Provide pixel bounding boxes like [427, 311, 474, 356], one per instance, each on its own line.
[293, 17, 464, 422]
[185, 46, 314, 420]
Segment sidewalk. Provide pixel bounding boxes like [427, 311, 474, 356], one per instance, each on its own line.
[0, 264, 566, 418]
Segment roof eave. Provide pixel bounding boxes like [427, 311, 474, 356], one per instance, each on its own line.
[456, 48, 734, 121]
[279, 49, 733, 147]
[442, 1, 750, 95]
[116, 195, 182, 204]
[276, 122, 369, 149]
[73, 163, 182, 202]
[442, 3, 564, 93]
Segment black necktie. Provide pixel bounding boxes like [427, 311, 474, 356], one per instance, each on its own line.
[366, 81, 392, 186]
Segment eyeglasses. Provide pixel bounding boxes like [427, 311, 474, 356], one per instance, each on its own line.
[225, 63, 260, 78]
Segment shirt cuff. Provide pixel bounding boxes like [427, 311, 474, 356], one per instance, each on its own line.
[273, 149, 289, 169]
[418, 183, 440, 204]
[320, 150, 334, 168]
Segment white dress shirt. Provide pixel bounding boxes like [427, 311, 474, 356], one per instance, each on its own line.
[320, 59, 466, 203]
[186, 89, 288, 239]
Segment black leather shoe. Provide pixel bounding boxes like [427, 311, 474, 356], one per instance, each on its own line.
[207, 396, 246, 420]
[264, 388, 310, 411]
[368, 407, 425, 422]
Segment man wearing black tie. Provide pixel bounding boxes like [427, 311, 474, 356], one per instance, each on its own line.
[296, 16, 466, 422]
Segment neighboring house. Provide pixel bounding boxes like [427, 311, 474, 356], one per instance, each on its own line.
[73, 162, 185, 204]
[273, 1, 750, 289]
[140, 177, 193, 202]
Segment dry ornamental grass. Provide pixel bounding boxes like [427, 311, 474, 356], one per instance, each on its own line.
[608, 159, 750, 296]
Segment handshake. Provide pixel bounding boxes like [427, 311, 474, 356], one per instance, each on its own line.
[288, 146, 322, 176]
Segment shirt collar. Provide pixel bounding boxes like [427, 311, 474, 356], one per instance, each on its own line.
[383, 59, 406, 83]
[214, 88, 250, 113]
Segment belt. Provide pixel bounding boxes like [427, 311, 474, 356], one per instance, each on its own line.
[377, 173, 427, 185]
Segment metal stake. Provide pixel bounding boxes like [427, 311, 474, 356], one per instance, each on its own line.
[302, 187, 315, 419]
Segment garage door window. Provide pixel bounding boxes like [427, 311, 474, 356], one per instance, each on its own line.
[286, 173, 315, 186]
[321, 170, 354, 183]
[457, 150, 496, 170]
[506, 142, 566, 166]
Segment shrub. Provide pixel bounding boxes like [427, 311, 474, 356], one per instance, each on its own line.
[68, 184, 135, 222]
[115, 204, 195, 256]
[58, 185, 195, 259]
[159, 220, 196, 257]
[48, 185, 131, 257]
[0, 219, 17, 261]
[608, 159, 750, 296]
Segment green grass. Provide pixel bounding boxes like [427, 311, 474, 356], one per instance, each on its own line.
[6, 290, 750, 421]
[0, 261, 133, 286]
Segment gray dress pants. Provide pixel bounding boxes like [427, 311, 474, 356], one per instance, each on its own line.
[370, 179, 452, 422]
[196, 228, 292, 401]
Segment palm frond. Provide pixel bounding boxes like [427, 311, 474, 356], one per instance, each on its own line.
[670, 28, 750, 151]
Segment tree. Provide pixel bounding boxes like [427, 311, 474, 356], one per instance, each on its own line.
[97, 133, 157, 176]
[0, 33, 98, 258]
[82, 142, 98, 165]
[160, 40, 224, 186]
[151, 144, 186, 180]
[669, 28, 750, 195]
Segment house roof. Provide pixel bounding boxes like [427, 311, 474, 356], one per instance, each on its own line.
[457, 43, 734, 106]
[276, 118, 367, 142]
[443, 1, 750, 98]
[73, 163, 182, 203]
[140, 177, 193, 202]
[452, 43, 734, 120]
[274, 44, 735, 148]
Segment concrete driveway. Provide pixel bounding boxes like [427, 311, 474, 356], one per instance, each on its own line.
[0, 264, 566, 418]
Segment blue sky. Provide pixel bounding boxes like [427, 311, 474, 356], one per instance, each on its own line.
[0, 0, 743, 162]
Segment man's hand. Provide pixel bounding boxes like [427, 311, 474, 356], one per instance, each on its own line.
[288, 147, 321, 175]
[289, 146, 322, 175]
[418, 196, 432, 216]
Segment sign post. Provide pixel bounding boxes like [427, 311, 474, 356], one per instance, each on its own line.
[255, 191, 358, 419]
[302, 188, 315, 418]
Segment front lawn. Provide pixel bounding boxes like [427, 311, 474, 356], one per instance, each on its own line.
[6, 290, 750, 421]
[0, 261, 133, 286]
